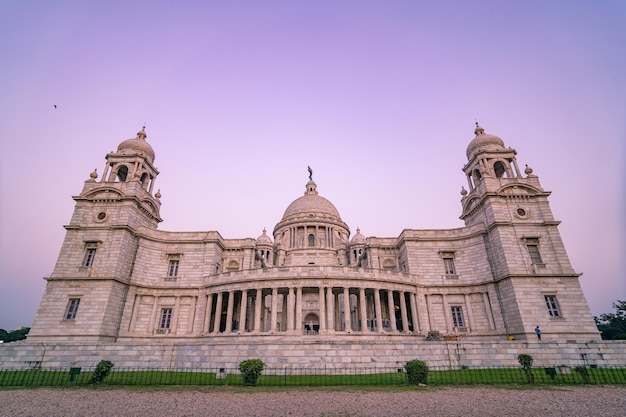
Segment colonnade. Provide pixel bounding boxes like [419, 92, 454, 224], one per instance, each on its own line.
[129, 287, 497, 337]
[202, 286, 421, 335]
[286, 225, 336, 248]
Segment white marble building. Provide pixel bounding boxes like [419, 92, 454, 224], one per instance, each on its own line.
[20, 124, 603, 368]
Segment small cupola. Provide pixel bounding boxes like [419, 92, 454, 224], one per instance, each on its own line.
[117, 127, 156, 164]
[466, 123, 505, 160]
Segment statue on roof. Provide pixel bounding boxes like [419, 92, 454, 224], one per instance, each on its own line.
[307, 166, 313, 181]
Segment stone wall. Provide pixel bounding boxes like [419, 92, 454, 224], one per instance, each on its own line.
[2, 336, 625, 370]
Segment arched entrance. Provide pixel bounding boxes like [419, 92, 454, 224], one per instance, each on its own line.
[303, 313, 319, 334]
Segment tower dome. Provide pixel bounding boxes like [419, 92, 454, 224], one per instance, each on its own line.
[117, 127, 156, 164]
[256, 228, 273, 245]
[350, 228, 366, 244]
[466, 123, 505, 159]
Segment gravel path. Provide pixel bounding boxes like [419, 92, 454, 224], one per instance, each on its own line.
[1, 386, 625, 417]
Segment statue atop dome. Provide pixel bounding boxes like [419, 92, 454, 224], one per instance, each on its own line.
[308, 166, 313, 181]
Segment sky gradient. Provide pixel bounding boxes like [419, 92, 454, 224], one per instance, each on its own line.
[1, 1, 624, 330]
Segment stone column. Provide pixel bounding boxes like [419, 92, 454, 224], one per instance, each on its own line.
[409, 292, 419, 333]
[171, 296, 181, 335]
[399, 291, 409, 333]
[270, 287, 278, 333]
[425, 294, 434, 332]
[374, 289, 383, 333]
[149, 295, 159, 334]
[326, 288, 335, 332]
[318, 286, 326, 333]
[254, 289, 263, 332]
[512, 158, 521, 177]
[464, 293, 475, 331]
[225, 291, 235, 333]
[188, 296, 197, 335]
[295, 287, 303, 332]
[239, 290, 248, 333]
[387, 290, 397, 332]
[213, 292, 223, 333]
[483, 292, 496, 330]
[334, 291, 341, 330]
[287, 287, 295, 332]
[130, 294, 140, 333]
[359, 288, 367, 332]
[343, 287, 352, 332]
[442, 294, 451, 333]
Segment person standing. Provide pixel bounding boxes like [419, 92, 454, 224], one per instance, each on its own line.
[535, 326, 541, 341]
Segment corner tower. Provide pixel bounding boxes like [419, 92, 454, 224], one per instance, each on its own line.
[459, 123, 598, 340]
[461, 123, 544, 228]
[28, 128, 163, 342]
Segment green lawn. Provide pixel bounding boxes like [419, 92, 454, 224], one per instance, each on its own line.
[1, 366, 624, 387]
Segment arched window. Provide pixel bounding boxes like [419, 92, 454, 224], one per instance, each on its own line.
[383, 259, 396, 271]
[308, 234, 315, 247]
[140, 172, 149, 187]
[117, 165, 128, 182]
[494, 161, 506, 178]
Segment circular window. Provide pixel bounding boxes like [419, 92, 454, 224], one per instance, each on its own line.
[516, 208, 526, 216]
[96, 212, 107, 221]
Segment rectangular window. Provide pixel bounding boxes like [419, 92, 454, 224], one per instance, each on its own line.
[526, 238, 544, 266]
[168, 259, 179, 277]
[82, 248, 96, 267]
[451, 306, 465, 327]
[544, 295, 562, 318]
[159, 308, 173, 329]
[440, 252, 457, 278]
[64, 298, 80, 320]
[443, 255, 457, 278]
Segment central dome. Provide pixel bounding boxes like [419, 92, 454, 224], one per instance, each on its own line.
[281, 180, 342, 221]
[273, 177, 351, 264]
[273, 179, 350, 242]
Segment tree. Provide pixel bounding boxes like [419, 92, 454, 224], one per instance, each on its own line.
[517, 354, 534, 384]
[0, 327, 30, 343]
[595, 300, 626, 340]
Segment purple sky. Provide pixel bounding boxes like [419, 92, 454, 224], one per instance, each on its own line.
[1, 1, 624, 330]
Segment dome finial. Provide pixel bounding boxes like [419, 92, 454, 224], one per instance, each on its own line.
[307, 165, 313, 181]
[474, 122, 485, 136]
[137, 126, 147, 140]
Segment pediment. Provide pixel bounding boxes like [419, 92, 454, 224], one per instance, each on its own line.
[139, 198, 160, 217]
[498, 184, 542, 196]
[82, 188, 123, 200]
[461, 196, 481, 217]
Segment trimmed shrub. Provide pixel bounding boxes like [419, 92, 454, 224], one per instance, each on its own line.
[518, 354, 534, 383]
[404, 359, 428, 385]
[238, 359, 265, 386]
[89, 360, 114, 384]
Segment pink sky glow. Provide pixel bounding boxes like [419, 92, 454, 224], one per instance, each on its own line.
[0, 1, 624, 330]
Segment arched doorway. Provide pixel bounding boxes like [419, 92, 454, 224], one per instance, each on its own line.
[304, 313, 319, 334]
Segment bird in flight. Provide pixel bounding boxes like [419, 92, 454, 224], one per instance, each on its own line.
[53, 105, 57, 109]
